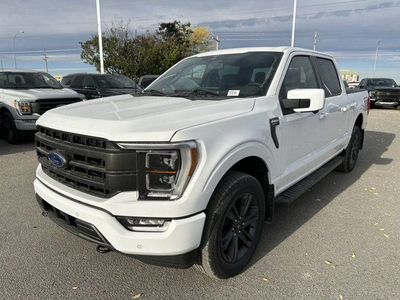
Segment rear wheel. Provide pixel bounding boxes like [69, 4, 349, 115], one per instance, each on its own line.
[337, 126, 361, 173]
[197, 171, 265, 279]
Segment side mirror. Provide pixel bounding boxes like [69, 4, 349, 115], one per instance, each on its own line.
[287, 88, 325, 113]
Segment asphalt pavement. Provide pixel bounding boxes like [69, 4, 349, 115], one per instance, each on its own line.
[0, 109, 399, 300]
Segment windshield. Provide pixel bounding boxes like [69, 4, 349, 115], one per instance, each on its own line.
[0, 72, 63, 89]
[146, 52, 283, 99]
[367, 79, 397, 88]
[94, 75, 138, 89]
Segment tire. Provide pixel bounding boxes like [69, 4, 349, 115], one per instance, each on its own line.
[394, 105, 399, 110]
[337, 126, 362, 173]
[197, 171, 265, 279]
[369, 102, 376, 109]
[2, 112, 21, 144]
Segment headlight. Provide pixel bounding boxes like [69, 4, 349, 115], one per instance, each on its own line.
[368, 91, 376, 97]
[14, 100, 32, 115]
[118, 141, 198, 200]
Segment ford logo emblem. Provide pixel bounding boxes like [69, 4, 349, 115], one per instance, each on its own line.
[48, 151, 67, 168]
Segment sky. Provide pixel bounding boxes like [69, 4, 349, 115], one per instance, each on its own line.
[0, 0, 399, 82]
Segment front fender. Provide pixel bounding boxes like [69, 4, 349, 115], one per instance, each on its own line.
[202, 141, 277, 194]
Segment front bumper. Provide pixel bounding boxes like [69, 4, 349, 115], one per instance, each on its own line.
[34, 178, 206, 265]
[14, 119, 38, 131]
[370, 98, 399, 107]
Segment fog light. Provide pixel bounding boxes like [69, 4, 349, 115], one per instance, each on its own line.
[116, 217, 171, 232]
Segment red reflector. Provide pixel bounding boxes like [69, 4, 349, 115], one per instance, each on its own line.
[367, 97, 370, 114]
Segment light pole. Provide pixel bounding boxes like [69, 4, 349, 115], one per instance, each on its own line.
[13, 31, 24, 68]
[96, 0, 104, 74]
[291, 0, 297, 47]
[373, 40, 381, 77]
[213, 35, 220, 50]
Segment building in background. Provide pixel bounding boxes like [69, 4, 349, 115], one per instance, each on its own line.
[340, 70, 359, 82]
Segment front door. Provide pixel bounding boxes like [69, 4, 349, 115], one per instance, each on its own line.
[276, 55, 329, 192]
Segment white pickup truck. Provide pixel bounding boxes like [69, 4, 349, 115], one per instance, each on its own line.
[0, 69, 84, 143]
[34, 47, 369, 279]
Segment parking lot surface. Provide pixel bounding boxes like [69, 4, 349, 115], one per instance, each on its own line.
[0, 109, 399, 300]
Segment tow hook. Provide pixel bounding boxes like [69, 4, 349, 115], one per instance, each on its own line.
[42, 211, 48, 217]
[96, 245, 112, 253]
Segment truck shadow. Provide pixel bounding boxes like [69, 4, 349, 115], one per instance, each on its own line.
[250, 129, 395, 268]
[0, 135, 36, 156]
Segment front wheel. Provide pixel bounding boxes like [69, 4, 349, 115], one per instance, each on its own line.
[2, 112, 21, 144]
[197, 171, 265, 279]
[337, 126, 362, 173]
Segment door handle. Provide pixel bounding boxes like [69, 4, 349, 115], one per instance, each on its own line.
[349, 102, 357, 109]
[319, 112, 329, 120]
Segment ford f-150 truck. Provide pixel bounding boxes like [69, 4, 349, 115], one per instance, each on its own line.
[358, 77, 400, 108]
[0, 69, 84, 143]
[34, 47, 368, 279]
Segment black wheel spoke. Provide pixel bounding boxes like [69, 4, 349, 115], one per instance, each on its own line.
[240, 194, 252, 218]
[228, 235, 239, 262]
[221, 231, 234, 252]
[243, 209, 258, 227]
[239, 229, 253, 248]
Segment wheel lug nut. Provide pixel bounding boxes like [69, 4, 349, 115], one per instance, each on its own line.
[234, 233, 237, 236]
[238, 230, 241, 234]
[242, 222, 244, 226]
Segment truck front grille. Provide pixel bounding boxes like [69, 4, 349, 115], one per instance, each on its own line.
[36, 126, 137, 198]
[31, 98, 82, 115]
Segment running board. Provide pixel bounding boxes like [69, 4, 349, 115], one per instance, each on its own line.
[274, 156, 344, 207]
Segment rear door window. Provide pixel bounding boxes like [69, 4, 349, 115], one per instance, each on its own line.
[316, 58, 341, 97]
[70, 76, 85, 88]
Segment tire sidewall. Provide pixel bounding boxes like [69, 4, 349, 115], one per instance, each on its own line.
[2, 112, 20, 144]
[346, 126, 361, 172]
[203, 173, 266, 278]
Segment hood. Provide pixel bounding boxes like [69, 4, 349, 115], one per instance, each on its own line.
[3, 88, 80, 100]
[37, 94, 255, 142]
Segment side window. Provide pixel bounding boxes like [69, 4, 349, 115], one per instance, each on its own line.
[316, 58, 341, 97]
[0, 73, 6, 88]
[83, 76, 96, 88]
[70, 76, 84, 88]
[280, 56, 318, 100]
[61, 76, 73, 86]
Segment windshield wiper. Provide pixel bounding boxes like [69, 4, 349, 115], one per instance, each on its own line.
[172, 89, 220, 97]
[142, 89, 167, 96]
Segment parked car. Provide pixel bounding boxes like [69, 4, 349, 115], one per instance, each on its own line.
[34, 47, 368, 279]
[0, 69, 84, 143]
[138, 75, 159, 88]
[61, 73, 142, 100]
[358, 78, 400, 108]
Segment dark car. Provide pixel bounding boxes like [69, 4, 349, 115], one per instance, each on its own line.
[138, 75, 159, 89]
[358, 78, 400, 108]
[61, 74, 142, 100]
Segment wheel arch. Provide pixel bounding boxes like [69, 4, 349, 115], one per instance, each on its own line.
[202, 143, 276, 222]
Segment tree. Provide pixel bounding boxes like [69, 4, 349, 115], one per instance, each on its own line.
[80, 21, 213, 80]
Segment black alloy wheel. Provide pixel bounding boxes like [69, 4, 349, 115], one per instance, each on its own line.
[197, 171, 265, 279]
[220, 193, 259, 263]
[2, 112, 21, 144]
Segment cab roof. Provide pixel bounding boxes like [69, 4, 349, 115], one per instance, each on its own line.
[193, 47, 334, 59]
